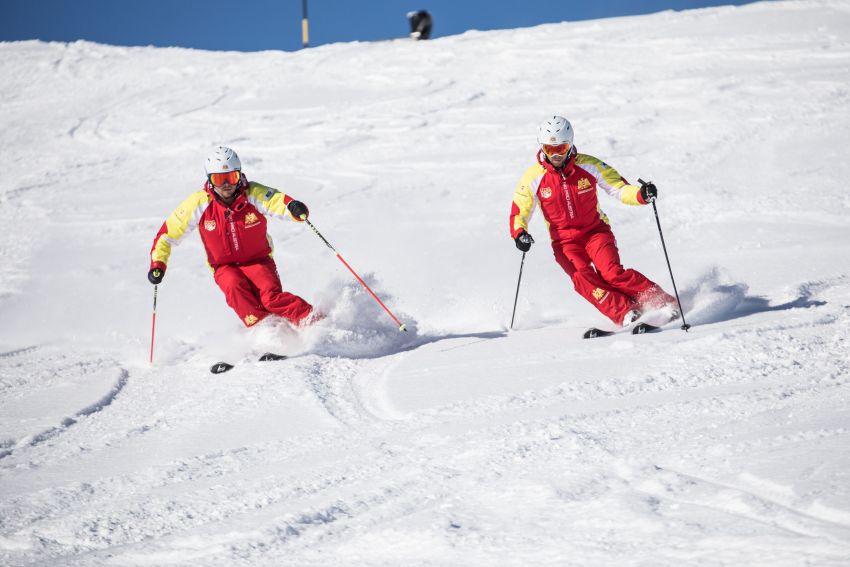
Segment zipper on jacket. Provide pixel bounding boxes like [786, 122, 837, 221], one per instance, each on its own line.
[225, 210, 240, 253]
[561, 170, 576, 220]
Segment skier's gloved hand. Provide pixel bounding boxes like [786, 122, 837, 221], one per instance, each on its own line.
[147, 267, 165, 285]
[639, 180, 658, 202]
[515, 230, 535, 252]
[287, 200, 309, 221]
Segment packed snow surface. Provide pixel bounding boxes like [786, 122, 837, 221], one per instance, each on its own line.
[2, 1, 850, 565]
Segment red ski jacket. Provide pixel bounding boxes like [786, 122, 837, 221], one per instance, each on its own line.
[150, 177, 301, 271]
[510, 149, 648, 242]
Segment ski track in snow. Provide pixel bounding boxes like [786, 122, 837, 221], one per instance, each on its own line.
[1, 279, 848, 565]
[2, 2, 850, 565]
[0, 348, 130, 459]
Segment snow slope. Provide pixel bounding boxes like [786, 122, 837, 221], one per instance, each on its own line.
[2, 1, 850, 565]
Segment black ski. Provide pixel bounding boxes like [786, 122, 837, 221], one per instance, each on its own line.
[258, 352, 288, 361]
[583, 322, 660, 339]
[210, 362, 235, 374]
[210, 352, 288, 374]
[631, 322, 660, 335]
[583, 327, 616, 339]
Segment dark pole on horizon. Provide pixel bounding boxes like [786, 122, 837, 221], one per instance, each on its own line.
[301, 0, 309, 48]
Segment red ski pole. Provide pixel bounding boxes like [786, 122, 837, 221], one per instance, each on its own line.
[149, 285, 158, 364]
[302, 217, 407, 332]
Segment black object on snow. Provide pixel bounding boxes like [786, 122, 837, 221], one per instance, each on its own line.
[407, 10, 433, 40]
[210, 352, 288, 374]
[582, 322, 661, 339]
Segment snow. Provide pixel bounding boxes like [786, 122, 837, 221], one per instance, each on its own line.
[2, 1, 850, 564]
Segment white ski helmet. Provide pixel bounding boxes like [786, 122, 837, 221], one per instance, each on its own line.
[204, 146, 241, 175]
[537, 115, 574, 149]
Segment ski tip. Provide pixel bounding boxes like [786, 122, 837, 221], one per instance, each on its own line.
[631, 323, 660, 335]
[210, 362, 235, 374]
[583, 328, 615, 339]
[258, 352, 288, 362]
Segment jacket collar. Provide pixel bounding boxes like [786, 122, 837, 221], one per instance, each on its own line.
[537, 146, 577, 175]
[204, 175, 249, 208]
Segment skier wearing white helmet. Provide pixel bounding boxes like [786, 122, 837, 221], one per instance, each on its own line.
[509, 116, 678, 327]
[148, 146, 315, 328]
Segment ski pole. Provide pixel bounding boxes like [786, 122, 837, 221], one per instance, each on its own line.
[510, 251, 526, 330]
[301, 217, 407, 332]
[149, 285, 158, 364]
[639, 179, 691, 331]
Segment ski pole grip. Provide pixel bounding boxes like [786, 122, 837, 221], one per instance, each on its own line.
[637, 178, 656, 203]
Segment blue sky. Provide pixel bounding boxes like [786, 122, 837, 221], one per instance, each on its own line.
[3, 0, 757, 52]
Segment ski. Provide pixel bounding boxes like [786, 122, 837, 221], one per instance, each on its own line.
[210, 352, 288, 374]
[210, 362, 235, 374]
[583, 327, 616, 339]
[258, 352, 288, 361]
[582, 322, 660, 339]
[631, 322, 660, 334]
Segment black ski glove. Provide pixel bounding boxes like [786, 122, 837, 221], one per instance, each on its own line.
[287, 200, 309, 220]
[639, 179, 658, 202]
[515, 230, 534, 252]
[148, 267, 164, 285]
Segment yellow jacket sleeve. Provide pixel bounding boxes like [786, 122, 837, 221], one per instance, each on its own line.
[510, 164, 545, 238]
[244, 182, 301, 220]
[575, 154, 644, 206]
[149, 191, 209, 268]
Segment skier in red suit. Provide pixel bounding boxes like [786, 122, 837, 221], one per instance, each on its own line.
[149, 146, 314, 328]
[510, 116, 678, 327]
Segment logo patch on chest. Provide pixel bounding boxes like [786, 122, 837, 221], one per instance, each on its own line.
[244, 212, 259, 226]
[540, 187, 553, 199]
[577, 178, 593, 193]
[204, 220, 217, 231]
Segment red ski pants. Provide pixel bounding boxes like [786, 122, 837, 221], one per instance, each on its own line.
[212, 257, 313, 327]
[552, 225, 673, 325]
